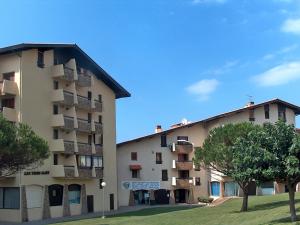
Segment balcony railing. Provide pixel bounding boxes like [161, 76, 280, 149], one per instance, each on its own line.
[77, 95, 92, 111]
[64, 166, 76, 178]
[0, 80, 18, 96]
[176, 178, 193, 188]
[175, 161, 193, 170]
[94, 100, 102, 112]
[63, 67, 75, 82]
[77, 118, 91, 133]
[94, 122, 103, 134]
[64, 116, 75, 130]
[64, 141, 76, 154]
[77, 142, 92, 155]
[95, 167, 104, 178]
[78, 168, 93, 178]
[63, 91, 75, 106]
[95, 144, 103, 156]
[171, 142, 194, 154]
[0, 107, 17, 122]
[77, 72, 91, 87]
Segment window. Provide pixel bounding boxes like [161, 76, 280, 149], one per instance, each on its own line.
[161, 133, 167, 147]
[78, 155, 92, 168]
[53, 129, 59, 139]
[48, 185, 63, 206]
[88, 91, 92, 100]
[0, 187, 20, 209]
[37, 51, 44, 68]
[99, 115, 102, 124]
[68, 184, 81, 204]
[195, 177, 201, 186]
[53, 81, 59, 90]
[156, 152, 162, 164]
[3, 72, 15, 81]
[93, 134, 96, 144]
[2, 98, 15, 108]
[53, 154, 58, 165]
[178, 170, 189, 179]
[178, 154, 188, 162]
[53, 105, 59, 115]
[264, 104, 270, 119]
[194, 164, 200, 171]
[249, 109, 255, 121]
[88, 135, 92, 145]
[88, 113, 92, 123]
[99, 134, 103, 145]
[98, 95, 102, 102]
[131, 152, 137, 161]
[162, 170, 168, 181]
[177, 136, 188, 141]
[26, 185, 43, 209]
[93, 156, 103, 168]
[132, 170, 139, 178]
[278, 105, 286, 122]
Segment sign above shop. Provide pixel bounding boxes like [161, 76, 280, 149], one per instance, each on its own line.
[121, 181, 160, 190]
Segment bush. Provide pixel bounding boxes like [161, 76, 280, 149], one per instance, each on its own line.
[198, 196, 214, 203]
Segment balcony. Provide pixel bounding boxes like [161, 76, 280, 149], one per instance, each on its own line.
[78, 168, 93, 178]
[94, 100, 102, 112]
[52, 64, 75, 82]
[95, 144, 103, 156]
[0, 107, 17, 122]
[52, 89, 75, 107]
[50, 139, 75, 154]
[0, 80, 18, 96]
[172, 178, 193, 189]
[94, 122, 103, 134]
[95, 167, 103, 178]
[174, 161, 193, 170]
[77, 72, 91, 87]
[77, 118, 92, 133]
[171, 142, 193, 154]
[77, 142, 92, 155]
[52, 114, 75, 131]
[77, 95, 92, 111]
[50, 165, 76, 178]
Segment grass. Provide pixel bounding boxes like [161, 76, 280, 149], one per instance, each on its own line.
[56, 193, 300, 225]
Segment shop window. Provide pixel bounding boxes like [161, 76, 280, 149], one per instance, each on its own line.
[48, 184, 63, 206]
[0, 187, 20, 209]
[68, 184, 81, 204]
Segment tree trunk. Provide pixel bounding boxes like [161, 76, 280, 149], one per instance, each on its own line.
[288, 183, 297, 222]
[241, 191, 249, 212]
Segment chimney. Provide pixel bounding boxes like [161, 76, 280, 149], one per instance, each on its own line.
[155, 125, 162, 133]
[244, 101, 255, 108]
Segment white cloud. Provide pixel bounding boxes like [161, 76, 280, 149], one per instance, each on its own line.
[262, 44, 298, 61]
[253, 61, 300, 86]
[202, 60, 239, 75]
[281, 18, 300, 34]
[186, 79, 219, 101]
[191, 0, 227, 5]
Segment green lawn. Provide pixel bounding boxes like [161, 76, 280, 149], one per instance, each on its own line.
[56, 193, 300, 225]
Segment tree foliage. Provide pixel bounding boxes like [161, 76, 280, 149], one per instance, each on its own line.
[0, 115, 49, 176]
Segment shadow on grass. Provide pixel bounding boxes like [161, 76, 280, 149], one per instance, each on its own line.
[244, 199, 300, 212]
[110, 206, 199, 218]
[268, 216, 300, 224]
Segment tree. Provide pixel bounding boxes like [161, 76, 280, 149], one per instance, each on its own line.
[262, 120, 300, 222]
[0, 115, 49, 177]
[194, 122, 269, 212]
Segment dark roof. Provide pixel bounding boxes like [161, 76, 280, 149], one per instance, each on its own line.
[0, 43, 130, 98]
[117, 98, 300, 147]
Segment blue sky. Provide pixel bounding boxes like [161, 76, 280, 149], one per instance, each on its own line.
[1, 0, 300, 142]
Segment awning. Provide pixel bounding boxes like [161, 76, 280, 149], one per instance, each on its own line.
[130, 165, 142, 170]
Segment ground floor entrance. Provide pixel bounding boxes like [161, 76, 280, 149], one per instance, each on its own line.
[133, 190, 150, 205]
[211, 181, 220, 196]
[154, 189, 170, 204]
[224, 182, 239, 197]
[175, 189, 188, 203]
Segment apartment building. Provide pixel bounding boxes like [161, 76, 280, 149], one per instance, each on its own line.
[0, 43, 130, 222]
[117, 99, 300, 206]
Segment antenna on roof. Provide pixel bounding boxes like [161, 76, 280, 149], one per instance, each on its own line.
[245, 95, 255, 107]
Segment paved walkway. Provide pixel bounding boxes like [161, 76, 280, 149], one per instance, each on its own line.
[0, 204, 202, 225]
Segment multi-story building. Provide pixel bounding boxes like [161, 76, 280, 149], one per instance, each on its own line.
[117, 99, 300, 206]
[0, 43, 130, 222]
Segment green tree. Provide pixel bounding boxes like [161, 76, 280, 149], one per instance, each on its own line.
[0, 115, 49, 176]
[262, 120, 300, 222]
[194, 122, 269, 212]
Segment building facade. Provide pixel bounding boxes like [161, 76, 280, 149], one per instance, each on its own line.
[0, 43, 130, 222]
[117, 100, 300, 206]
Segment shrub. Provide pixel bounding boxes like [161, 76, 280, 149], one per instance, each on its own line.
[198, 196, 214, 203]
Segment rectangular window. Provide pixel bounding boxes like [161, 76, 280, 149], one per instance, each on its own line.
[177, 136, 188, 141]
[53, 105, 59, 115]
[53, 81, 59, 90]
[88, 113, 92, 123]
[98, 94, 102, 102]
[37, 51, 44, 68]
[99, 115, 102, 124]
[78, 155, 92, 168]
[2, 98, 15, 108]
[0, 187, 20, 209]
[93, 156, 103, 168]
[53, 129, 59, 139]
[53, 154, 58, 165]
[178, 170, 189, 179]
[88, 135, 92, 145]
[278, 105, 286, 122]
[249, 109, 255, 121]
[162, 170, 168, 181]
[156, 152, 162, 164]
[93, 134, 96, 144]
[178, 154, 188, 162]
[131, 152, 137, 161]
[195, 177, 201, 186]
[3, 72, 15, 81]
[99, 134, 103, 145]
[264, 104, 270, 119]
[161, 134, 167, 147]
[88, 91, 92, 100]
[132, 170, 139, 178]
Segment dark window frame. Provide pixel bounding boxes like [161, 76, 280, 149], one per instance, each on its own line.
[264, 104, 270, 119]
[156, 152, 162, 164]
[48, 184, 63, 206]
[131, 170, 139, 178]
[195, 177, 201, 186]
[131, 152, 137, 161]
[162, 170, 168, 181]
[0, 187, 20, 209]
[37, 50, 45, 68]
[161, 133, 167, 147]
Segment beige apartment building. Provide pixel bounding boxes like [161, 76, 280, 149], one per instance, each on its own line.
[117, 99, 300, 206]
[0, 43, 130, 222]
